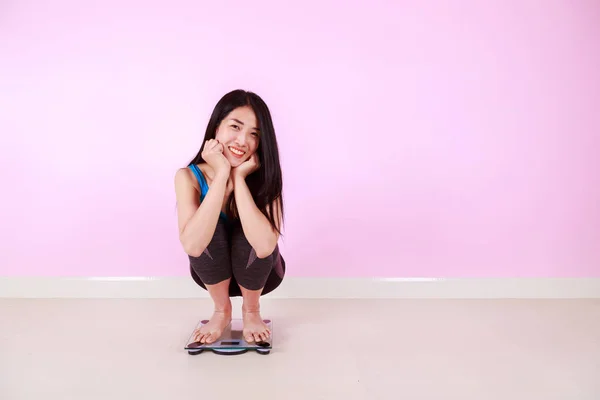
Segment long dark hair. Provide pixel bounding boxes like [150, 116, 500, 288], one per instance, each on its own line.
[187, 89, 284, 235]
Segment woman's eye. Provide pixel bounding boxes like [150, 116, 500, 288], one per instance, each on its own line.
[231, 125, 239, 130]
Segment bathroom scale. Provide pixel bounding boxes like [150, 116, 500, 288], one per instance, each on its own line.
[184, 318, 273, 355]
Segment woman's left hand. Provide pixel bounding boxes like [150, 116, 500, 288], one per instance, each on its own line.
[233, 153, 260, 179]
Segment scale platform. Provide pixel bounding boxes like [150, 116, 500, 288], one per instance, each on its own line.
[184, 318, 273, 355]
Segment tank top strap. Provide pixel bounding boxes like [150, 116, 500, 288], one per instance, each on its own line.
[188, 164, 229, 221]
[188, 164, 209, 200]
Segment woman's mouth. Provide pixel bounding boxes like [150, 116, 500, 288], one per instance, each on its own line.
[228, 146, 246, 158]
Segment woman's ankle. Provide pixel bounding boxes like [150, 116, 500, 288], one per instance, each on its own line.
[242, 304, 260, 313]
[214, 300, 232, 313]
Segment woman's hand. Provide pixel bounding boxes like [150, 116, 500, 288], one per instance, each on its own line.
[233, 153, 260, 180]
[201, 139, 230, 178]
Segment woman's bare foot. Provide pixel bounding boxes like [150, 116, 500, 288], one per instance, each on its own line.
[193, 307, 232, 344]
[242, 308, 271, 343]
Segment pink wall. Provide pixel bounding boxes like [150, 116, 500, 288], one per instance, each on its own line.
[1, 1, 598, 278]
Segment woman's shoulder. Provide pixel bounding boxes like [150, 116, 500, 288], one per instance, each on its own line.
[174, 165, 202, 191]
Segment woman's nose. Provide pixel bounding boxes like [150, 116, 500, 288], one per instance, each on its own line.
[236, 133, 247, 145]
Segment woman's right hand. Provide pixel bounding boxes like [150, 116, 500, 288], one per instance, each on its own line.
[202, 139, 231, 177]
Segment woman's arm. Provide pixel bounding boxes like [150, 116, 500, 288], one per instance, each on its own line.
[233, 174, 281, 258]
[174, 168, 228, 257]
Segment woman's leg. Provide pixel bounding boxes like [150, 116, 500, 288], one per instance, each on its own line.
[230, 222, 285, 343]
[188, 218, 234, 344]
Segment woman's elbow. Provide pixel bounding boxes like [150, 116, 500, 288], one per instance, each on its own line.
[186, 247, 204, 258]
[180, 237, 206, 258]
[256, 249, 272, 259]
[255, 240, 278, 259]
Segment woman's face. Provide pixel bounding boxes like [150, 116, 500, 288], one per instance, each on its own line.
[215, 106, 260, 168]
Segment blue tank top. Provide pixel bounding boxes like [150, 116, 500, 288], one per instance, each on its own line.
[188, 164, 228, 220]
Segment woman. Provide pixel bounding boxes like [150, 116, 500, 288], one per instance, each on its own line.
[174, 89, 285, 345]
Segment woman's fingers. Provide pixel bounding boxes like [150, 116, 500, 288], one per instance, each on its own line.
[205, 139, 223, 153]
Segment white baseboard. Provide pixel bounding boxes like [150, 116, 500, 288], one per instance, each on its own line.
[1, 277, 599, 299]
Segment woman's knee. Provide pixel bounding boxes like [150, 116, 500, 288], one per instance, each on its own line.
[190, 258, 232, 286]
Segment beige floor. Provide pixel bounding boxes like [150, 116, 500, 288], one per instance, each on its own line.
[1, 298, 599, 399]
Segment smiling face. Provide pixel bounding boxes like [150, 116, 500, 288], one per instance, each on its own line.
[214, 105, 260, 168]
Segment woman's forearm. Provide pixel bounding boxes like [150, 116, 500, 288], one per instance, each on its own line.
[180, 173, 228, 256]
[233, 175, 279, 258]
